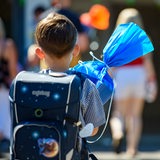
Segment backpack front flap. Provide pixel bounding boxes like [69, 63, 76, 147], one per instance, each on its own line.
[11, 71, 81, 123]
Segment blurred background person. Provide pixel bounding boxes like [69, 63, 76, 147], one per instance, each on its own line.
[40, 0, 89, 68]
[0, 17, 19, 156]
[109, 8, 158, 157]
[31, 5, 46, 44]
[33, 6, 46, 27]
[25, 5, 46, 71]
[26, 44, 40, 72]
[80, 3, 110, 59]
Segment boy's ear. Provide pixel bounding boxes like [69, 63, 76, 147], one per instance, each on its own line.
[73, 44, 80, 57]
[35, 47, 45, 59]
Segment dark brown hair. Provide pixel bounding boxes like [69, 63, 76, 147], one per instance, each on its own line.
[35, 12, 78, 58]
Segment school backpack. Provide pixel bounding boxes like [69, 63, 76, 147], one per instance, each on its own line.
[9, 71, 85, 160]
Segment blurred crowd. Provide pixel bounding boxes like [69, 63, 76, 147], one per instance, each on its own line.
[0, 17, 21, 157]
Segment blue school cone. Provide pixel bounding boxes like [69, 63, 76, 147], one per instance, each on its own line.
[103, 22, 154, 67]
[71, 22, 154, 104]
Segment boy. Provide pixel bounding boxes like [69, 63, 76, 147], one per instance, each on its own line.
[39, 0, 89, 67]
[34, 12, 105, 137]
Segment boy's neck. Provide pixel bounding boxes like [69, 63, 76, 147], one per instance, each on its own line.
[44, 52, 72, 72]
[49, 66, 69, 72]
[48, 59, 69, 72]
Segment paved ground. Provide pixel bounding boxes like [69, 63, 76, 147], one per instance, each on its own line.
[1, 134, 160, 160]
[89, 133, 160, 160]
[1, 152, 160, 160]
[92, 151, 160, 160]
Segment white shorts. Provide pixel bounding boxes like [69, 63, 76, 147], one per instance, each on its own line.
[114, 66, 146, 100]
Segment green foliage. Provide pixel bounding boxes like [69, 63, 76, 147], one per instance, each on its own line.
[18, 0, 25, 6]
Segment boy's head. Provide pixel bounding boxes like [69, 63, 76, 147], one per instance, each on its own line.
[35, 12, 78, 59]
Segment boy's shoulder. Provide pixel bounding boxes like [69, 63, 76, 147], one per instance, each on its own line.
[40, 69, 98, 88]
[40, 69, 87, 84]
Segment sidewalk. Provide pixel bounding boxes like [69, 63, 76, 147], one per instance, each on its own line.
[1, 151, 160, 160]
[1, 134, 160, 160]
[92, 151, 160, 160]
[89, 134, 160, 160]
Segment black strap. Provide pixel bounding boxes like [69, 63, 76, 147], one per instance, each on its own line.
[80, 139, 99, 160]
[89, 153, 99, 160]
[64, 114, 81, 127]
[66, 70, 86, 88]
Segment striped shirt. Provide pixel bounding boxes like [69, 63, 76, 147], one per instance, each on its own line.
[81, 78, 105, 128]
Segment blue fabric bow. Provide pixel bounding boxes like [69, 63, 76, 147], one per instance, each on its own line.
[70, 61, 114, 104]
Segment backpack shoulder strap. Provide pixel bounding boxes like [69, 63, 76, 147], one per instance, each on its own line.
[66, 70, 86, 88]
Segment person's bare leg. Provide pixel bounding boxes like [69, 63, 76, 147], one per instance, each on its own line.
[110, 99, 130, 153]
[110, 100, 126, 140]
[125, 98, 144, 156]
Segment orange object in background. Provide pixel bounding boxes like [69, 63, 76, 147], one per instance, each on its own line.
[80, 4, 110, 30]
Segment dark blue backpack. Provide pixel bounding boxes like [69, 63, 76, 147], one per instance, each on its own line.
[9, 71, 85, 160]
